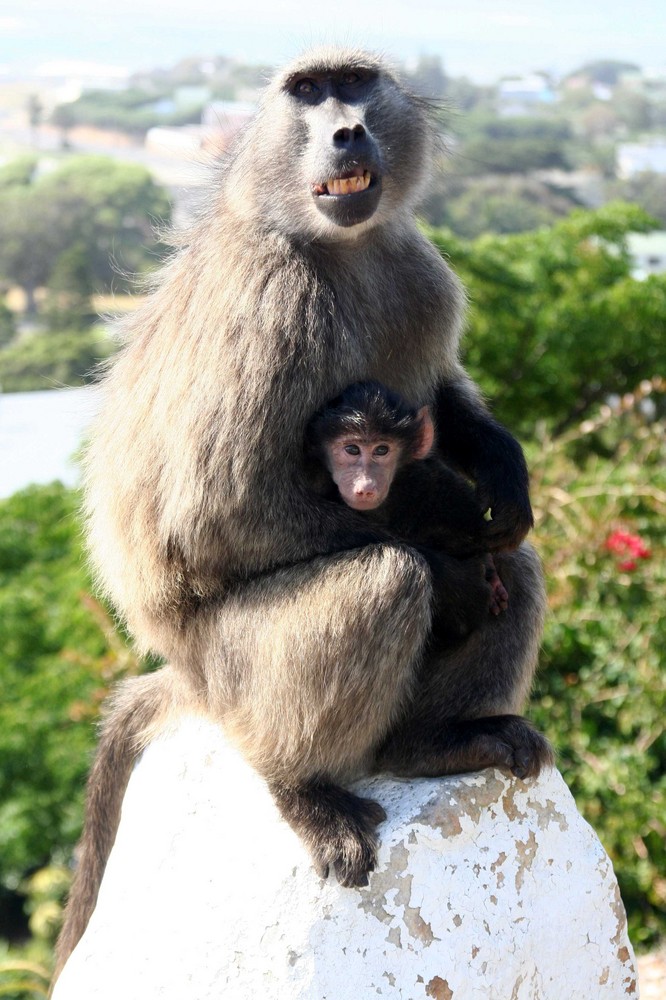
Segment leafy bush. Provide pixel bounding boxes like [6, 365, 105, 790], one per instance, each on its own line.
[429, 203, 666, 435]
[51, 89, 204, 136]
[528, 390, 666, 946]
[0, 156, 171, 314]
[0, 329, 114, 392]
[0, 484, 139, 915]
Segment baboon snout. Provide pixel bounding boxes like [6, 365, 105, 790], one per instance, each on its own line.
[333, 123, 367, 147]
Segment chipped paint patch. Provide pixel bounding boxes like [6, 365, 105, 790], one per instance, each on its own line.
[426, 975, 454, 999]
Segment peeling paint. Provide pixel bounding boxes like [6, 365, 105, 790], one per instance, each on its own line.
[413, 798, 463, 838]
[404, 905, 436, 945]
[531, 798, 569, 832]
[387, 926, 401, 948]
[514, 830, 538, 891]
[502, 784, 528, 822]
[510, 973, 525, 999]
[425, 975, 454, 999]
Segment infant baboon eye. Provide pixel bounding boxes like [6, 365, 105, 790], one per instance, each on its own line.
[374, 445, 389, 456]
[344, 444, 361, 456]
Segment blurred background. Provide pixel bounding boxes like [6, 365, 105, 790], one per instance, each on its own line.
[1, 1, 664, 994]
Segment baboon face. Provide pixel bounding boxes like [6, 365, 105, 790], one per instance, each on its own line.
[244, 48, 433, 240]
[286, 66, 384, 229]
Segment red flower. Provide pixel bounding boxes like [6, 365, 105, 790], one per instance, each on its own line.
[604, 529, 651, 570]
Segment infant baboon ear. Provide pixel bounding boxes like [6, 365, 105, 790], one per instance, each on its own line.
[412, 406, 436, 460]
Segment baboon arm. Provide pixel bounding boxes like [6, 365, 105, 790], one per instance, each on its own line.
[432, 378, 533, 551]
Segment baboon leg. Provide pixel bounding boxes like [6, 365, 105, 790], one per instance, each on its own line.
[375, 714, 553, 780]
[201, 543, 434, 782]
[375, 544, 552, 779]
[270, 779, 387, 888]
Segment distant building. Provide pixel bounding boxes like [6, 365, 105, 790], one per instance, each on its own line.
[145, 101, 255, 160]
[145, 125, 213, 158]
[497, 74, 557, 116]
[627, 231, 666, 279]
[617, 141, 666, 179]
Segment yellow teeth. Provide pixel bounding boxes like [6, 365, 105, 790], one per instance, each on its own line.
[326, 172, 371, 196]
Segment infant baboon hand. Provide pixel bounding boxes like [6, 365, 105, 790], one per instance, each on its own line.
[484, 555, 509, 615]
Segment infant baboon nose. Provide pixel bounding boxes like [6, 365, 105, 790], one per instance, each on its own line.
[333, 123, 366, 147]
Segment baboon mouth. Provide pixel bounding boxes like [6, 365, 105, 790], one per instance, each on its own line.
[313, 170, 374, 197]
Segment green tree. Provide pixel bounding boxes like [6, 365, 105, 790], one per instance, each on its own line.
[27, 95, 43, 145]
[0, 484, 140, 948]
[608, 172, 666, 228]
[0, 301, 16, 348]
[428, 203, 666, 435]
[455, 116, 573, 175]
[43, 244, 95, 333]
[0, 328, 114, 391]
[0, 156, 38, 191]
[0, 156, 171, 313]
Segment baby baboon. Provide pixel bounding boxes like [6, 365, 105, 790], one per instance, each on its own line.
[55, 47, 550, 979]
[306, 379, 509, 634]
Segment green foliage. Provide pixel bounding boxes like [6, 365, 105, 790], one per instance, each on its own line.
[0, 484, 142, 963]
[0, 303, 16, 349]
[0, 156, 171, 310]
[51, 88, 204, 135]
[43, 245, 95, 333]
[0, 328, 114, 392]
[0, 949, 50, 1000]
[608, 172, 666, 228]
[0, 158, 38, 191]
[528, 400, 666, 946]
[455, 115, 573, 175]
[0, 485, 103, 889]
[420, 173, 577, 237]
[427, 203, 666, 434]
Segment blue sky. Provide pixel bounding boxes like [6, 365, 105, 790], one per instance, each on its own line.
[2, 0, 666, 82]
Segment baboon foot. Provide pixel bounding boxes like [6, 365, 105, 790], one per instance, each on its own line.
[270, 779, 386, 888]
[469, 715, 554, 779]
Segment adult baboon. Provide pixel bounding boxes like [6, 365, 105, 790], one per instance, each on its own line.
[55, 47, 550, 978]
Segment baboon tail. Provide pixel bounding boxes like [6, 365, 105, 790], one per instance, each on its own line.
[52, 665, 195, 988]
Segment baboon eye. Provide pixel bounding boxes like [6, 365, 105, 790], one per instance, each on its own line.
[344, 444, 361, 456]
[293, 78, 318, 97]
[374, 445, 389, 456]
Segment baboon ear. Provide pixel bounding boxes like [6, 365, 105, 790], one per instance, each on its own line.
[413, 407, 435, 460]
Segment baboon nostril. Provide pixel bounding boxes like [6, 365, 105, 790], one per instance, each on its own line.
[334, 124, 367, 145]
